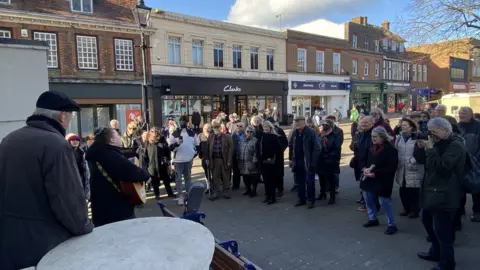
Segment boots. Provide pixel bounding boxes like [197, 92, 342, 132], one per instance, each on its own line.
[249, 183, 258, 197]
[317, 192, 327, 200]
[328, 192, 336, 205]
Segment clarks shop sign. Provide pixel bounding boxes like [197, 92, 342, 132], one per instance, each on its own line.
[153, 76, 286, 95]
[223, 85, 242, 92]
[291, 81, 351, 90]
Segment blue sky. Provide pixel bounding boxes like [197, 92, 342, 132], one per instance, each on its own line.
[145, 0, 409, 31]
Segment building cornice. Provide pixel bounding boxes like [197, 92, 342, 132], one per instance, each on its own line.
[0, 9, 156, 35]
[151, 9, 285, 40]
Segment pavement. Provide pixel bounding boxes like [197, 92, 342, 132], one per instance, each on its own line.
[136, 120, 480, 270]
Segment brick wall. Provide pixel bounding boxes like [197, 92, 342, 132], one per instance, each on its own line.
[349, 50, 382, 81]
[0, 22, 145, 81]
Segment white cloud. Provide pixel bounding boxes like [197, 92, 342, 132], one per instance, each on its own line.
[292, 19, 345, 39]
[227, 0, 372, 29]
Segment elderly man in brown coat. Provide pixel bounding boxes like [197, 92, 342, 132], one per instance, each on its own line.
[207, 120, 233, 200]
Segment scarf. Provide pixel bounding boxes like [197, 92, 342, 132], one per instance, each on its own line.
[320, 129, 332, 145]
[370, 143, 384, 156]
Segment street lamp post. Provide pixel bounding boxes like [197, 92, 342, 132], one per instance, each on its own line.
[133, 0, 152, 129]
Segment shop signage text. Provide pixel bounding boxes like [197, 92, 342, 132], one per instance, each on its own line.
[354, 84, 380, 93]
[223, 85, 242, 92]
[450, 83, 468, 91]
[291, 81, 350, 90]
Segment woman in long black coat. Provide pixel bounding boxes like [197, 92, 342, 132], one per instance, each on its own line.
[86, 127, 151, 227]
[260, 121, 282, 204]
[360, 126, 399, 235]
[145, 127, 175, 199]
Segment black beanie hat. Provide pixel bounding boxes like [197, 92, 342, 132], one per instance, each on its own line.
[36, 91, 80, 112]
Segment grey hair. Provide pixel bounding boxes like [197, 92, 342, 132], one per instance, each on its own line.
[460, 106, 473, 116]
[427, 117, 452, 132]
[33, 108, 62, 120]
[436, 104, 447, 111]
[245, 125, 255, 132]
[250, 115, 263, 126]
[372, 126, 393, 142]
[262, 120, 278, 135]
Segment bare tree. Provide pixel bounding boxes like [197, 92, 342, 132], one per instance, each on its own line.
[396, 0, 480, 57]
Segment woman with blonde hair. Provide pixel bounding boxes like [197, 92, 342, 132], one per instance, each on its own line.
[260, 120, 281, 204]
[145, 127, 175, 199]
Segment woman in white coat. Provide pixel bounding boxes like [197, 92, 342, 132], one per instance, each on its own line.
[394, 118, 424, 218]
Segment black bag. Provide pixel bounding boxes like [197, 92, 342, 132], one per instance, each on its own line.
[463, 153, 480, 194]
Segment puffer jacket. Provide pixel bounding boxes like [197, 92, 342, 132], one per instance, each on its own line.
[394, 133, 424, 188]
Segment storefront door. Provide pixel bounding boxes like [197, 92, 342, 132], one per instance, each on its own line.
[212, 95, 229, 118]
[235, 95, 247, 116]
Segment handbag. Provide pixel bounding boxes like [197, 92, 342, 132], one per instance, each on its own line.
[96, 162, 147, 205]
[260, 137, 276, 165]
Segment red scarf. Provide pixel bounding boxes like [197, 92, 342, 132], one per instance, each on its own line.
[320, 129, 332, 145]
[370, 143, 384, 156]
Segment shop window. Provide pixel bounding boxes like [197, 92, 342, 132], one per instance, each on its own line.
[66, 111, 79, 136]
[214, 43, 224, 67]
[80, 107, 94, 138]
[250, 47, 259, 70]
[248, 96, 266, 114]
[116, 104, 141, 131]
[97, 107, 111, 129]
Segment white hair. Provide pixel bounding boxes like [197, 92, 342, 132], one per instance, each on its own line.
[33, 108, 62, 120]
[427, 117, 452, 132]
[250, 115, 263, 126]
[262, 120, 278, 135]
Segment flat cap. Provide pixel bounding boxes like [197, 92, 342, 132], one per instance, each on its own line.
[294, 116, 306, 121]
[36, 91, 80, 112]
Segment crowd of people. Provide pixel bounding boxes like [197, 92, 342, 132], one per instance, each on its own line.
[1, 90, 479, 270]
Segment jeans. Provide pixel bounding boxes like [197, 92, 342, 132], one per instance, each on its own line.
[295, 167, 315, 203]
[422, 209, 456, 269]
[364, 191, 396, 226]
[174, 160, 193, 196]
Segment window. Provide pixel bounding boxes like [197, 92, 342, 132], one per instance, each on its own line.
[364, 61, 369, 76]
[402, 63, 406, 80]
[266, 49, 274, 71]
[388, 61, 392, 79]
[76, 35, 98, 70]
[0, 0, 10, 3]
[316, 51, 324, 73]
[383, 61, 386, 79]
[352, 59, 358, 75]
[114, 39, 134, 71]
[192, 40, 203, 66]
[399, 43, 405, 52]
[392, 40, 397, 51]
[423, 65, 427, 82]
[375, 62, 380, 76]
[374, 40, 379, 52]
[333, 53, 341, 74]
[450, 68, 465, 79]
[364, 37, 369, 50]
[473, 56, 480, 77]
[71, 0, 92, 13]
[250, 47, 259, 70]
[382, 39, 388, 50]
[297, 48, 306, 72]
[34, 32, 58, 68]
[418, 65, 423, 81]
[0, 29, 11, 38]
[232, 45, 242, 68]
[168, 37, 181, 65]
[352, 34, 357, 48]
[213, 43, 224, 67]
[413, 64, 417, 81]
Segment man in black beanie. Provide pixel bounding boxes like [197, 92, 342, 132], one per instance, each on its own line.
[0, 91, 93, 270]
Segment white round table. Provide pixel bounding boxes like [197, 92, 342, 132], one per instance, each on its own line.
[37, 217, 215, 270]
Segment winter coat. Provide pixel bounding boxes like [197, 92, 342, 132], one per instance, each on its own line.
[73, 146, 91, 200]
[122, 132, 137, 148]
[374, 119, 394, 136]
[352, 128, 373, 171]
[275, 126, 288, 177]
[458, 119, 480, 158]
[207, 133, 233, 169]
[333, 126, 344, 146]
[198, 132, 210, 160]
[146, 137, 171, 180]
[192, 112, 201, 126]
[415, 134, 466, 210]
[360, 142, 399, 198]
[260, 133, 281, 172]
[317, 132, 342, 175]
[288, 127, 320, 173]
[0, 115, 93, 270]
[237, 136, 259, 175]
[86, 143, 150, 227]
[394, 133, 424, 188]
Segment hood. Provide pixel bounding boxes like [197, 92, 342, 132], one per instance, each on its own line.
[85, 142, 122, 162]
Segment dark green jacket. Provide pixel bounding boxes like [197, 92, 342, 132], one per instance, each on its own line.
[415, 134, 466, 210]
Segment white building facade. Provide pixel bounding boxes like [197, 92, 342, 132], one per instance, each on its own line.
[149, 10, 288, 126]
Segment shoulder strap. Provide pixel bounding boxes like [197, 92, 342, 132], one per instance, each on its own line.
[96, 162, 121, 193]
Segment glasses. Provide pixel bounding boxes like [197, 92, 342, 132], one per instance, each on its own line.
[246, 131, 253, 133]
[213, 126, 221, 129]
[237, 125, 244, 128]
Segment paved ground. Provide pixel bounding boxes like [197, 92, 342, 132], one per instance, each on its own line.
[136, 121, 480, 270]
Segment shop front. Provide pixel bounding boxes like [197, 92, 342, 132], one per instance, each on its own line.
[287, 74, 351, 120]
[450, 82, 469, 93]
[411, 88, 440, 111]
[350, 82, 382, 114]
[50, 81, 145, 137]
[383, 83, 411, 113]
[152, 76, 288, 126]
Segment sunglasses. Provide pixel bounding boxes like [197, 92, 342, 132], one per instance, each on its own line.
[213, 126, 221, 129]
[246, 130, 253, 133]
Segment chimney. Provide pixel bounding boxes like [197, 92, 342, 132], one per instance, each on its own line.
[382, 20, 390, 30]
[352, 16, 368, 26]
[362, 16, 368, 26]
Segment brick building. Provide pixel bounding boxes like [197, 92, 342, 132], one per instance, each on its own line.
[408, 38, 480, 95]
[406, 52, 434, 110]
[285, 29, 351, 119]
[0, 0, 153, 136]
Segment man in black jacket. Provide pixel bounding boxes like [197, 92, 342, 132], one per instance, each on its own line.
[289, 116, 320, 208]
[325, 115, 344, 192]
[267, 117, 288, 196]
[0, 91, 93, 270]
